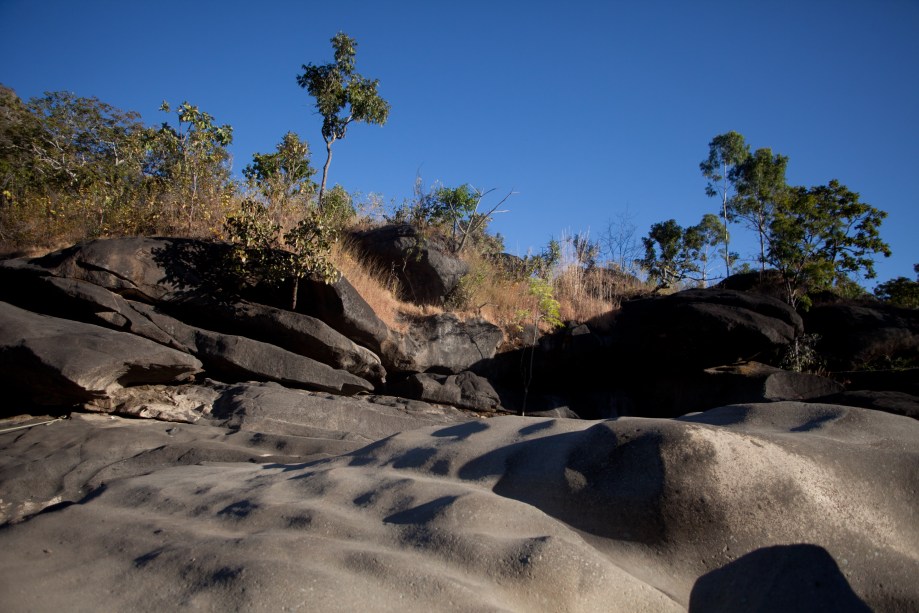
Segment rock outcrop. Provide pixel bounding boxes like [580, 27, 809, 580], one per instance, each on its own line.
[0, 301, 201, 409]
[1, 235, 918, 610]
[387, 313, 504, 374]
[350, 223, 468, 305]
[614, 288, 803, 370]
[804, 301, 919, 370]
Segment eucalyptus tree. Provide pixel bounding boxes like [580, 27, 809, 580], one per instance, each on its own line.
[730, 148, 789, 272]
[684, 213, 728, 287]
[700, 131, 749, 276]
[297, 32, 390, 208]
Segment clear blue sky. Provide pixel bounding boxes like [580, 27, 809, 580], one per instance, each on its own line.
[2, 0, 917, 286]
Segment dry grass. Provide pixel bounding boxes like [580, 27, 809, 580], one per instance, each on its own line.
[331, 235, 442, 332]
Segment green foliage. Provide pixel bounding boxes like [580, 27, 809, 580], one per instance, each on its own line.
[730, 147, 789, 271]
[527, 239, 561, 280]
[768, 180, 890, 307]
[641, 219, 697, 288]
[320, 184, 357, 229]
[243, 131, 316, 207]
[684, 213, 727, 286]
[0, 86, 153, 245]
[701, 131, 750, 276]
[297, 32, 390, 206]
[389, 179, 510, 254]
[224, 200, 340, 309]
[874, 264, 919, 309]
[641, 214, 730, 289]
[142, 100, 235, 232]
[528, 276, 563, 329]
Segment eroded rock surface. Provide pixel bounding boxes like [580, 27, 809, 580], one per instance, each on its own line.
[0, 402, 915, 611]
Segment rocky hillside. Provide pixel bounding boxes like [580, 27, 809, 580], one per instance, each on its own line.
[1, 236, 917, 611]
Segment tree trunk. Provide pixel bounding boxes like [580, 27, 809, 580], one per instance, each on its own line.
[721, 195, 732, 277]
[318, 139, 333, 210]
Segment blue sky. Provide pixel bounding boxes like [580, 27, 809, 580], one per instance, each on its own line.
[2, 0, 917, 286]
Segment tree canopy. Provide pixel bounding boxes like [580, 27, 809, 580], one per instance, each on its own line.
[297, 32, 390, 208]
[700, 131, 749, 277]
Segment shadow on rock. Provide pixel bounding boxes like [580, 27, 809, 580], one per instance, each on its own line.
[689, 543, 871, 613]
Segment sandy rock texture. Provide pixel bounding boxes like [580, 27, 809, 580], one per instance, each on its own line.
[1, 402, 916, 612]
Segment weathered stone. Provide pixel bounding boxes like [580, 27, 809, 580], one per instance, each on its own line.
[294, 273, 391, 356]
[0, 264, 183, 349]
[804, 302, 919, 371]
[85, 383, 222, 423]
[0, 301, 201, 409]
[614, 288, 803, 370]
[21, 236, 227, 302]
[350, 224, 468, 305]
[387, 313, 504, 374]
[209, 381, 469, 441]
[130, 303, 373, 395]
[169, 298, 385, 385]
[390, 371, 501, 413]
[817, 390, 919, 420]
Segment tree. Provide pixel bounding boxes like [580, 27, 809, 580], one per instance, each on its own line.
[730, 148, 789, 272]
[874, 264, 919, 309]
[641, 219, 698, 289]
[225, 199, 339, 310]
[243, 131, 316, 207]
[767, 180, 891, 306]
[144, 101, 234, 232]
[700, 131, 749, 276]
[0, 87, 149, 244]
[684, 213, 727, 287]
[297, 32, 390, 208]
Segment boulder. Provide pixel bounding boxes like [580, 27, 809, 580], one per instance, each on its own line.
[386, 313, 503, 374]
[390, 371, 502, 413]
[130, 303, 373, 395]
[18, 236, 228, 303]
[804, 302, 919, 370]
[614, 288, 803, 370]
[168, 298, 385, 385]
[293, 273, 391, 356]
[350, 224, 468, 305]
[0, 301, 202, 409]
[0, 264, 184, 349]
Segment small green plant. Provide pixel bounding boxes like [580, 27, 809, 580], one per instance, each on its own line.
[224, 200, 339, 309]
[520, 276, 564, 416]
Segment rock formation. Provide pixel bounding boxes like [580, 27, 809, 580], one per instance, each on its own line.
[1, 236, 917, 611]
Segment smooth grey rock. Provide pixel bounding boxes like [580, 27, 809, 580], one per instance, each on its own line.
[209, 381, 470, 441]
[804, 302, 919, 371]
[130, 303, 372, 395]
[294, 273, 391, 356]
[817, 389, 919, 419]
[388, 313, 503, 374]
[391, 371, 502, 412]
[170, 298, 385, 385]
[0, 264, 184, 349]
[0, 301, 201, 409]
